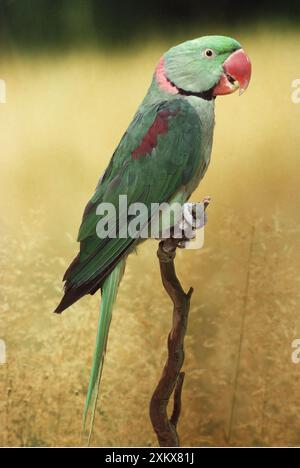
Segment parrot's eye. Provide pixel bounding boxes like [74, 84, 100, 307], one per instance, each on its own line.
[204, 49, 215, 59]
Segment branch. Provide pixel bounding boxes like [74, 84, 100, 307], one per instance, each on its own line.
[149, 239, 193, 447]
[149, 199, 210, 447]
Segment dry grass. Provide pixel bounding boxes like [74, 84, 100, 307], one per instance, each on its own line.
[0, 29, 300, 447]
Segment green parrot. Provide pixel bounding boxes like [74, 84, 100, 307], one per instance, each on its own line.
[55, 35, 251, 438]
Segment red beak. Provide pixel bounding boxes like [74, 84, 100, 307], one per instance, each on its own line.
[213, 49, 252, 96]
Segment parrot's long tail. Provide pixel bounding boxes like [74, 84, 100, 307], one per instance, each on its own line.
[82, 259, 125, 443]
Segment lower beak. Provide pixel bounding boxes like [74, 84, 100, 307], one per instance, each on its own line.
[213, 49, 252, 96]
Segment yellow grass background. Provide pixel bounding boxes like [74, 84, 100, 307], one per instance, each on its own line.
[1, 29, 300, 447]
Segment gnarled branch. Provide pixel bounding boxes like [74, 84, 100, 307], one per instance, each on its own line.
[149, 199, 209, 447]
[149, 238, 193, 447]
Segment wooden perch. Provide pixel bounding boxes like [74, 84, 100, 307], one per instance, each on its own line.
[150, 199, 209, 447]
[149, 238, 193, 447]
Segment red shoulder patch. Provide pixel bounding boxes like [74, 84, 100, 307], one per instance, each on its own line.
[132, 109, 178, 160]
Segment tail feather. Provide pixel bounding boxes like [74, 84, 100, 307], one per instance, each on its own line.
[82, 259, 125, 444]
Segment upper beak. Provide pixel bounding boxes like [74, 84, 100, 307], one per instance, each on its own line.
[213, 49, 252, 96]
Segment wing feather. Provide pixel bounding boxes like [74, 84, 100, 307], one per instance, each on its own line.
[55, 98, 203, 313]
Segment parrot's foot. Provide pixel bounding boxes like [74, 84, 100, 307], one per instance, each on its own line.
[157, 196, 211, 250]
[177, 196, 211, 249]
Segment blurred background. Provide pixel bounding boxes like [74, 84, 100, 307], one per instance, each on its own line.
[1, 0, 300, 447]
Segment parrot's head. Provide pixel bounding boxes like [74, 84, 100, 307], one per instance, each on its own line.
[155, 35, 251, 97]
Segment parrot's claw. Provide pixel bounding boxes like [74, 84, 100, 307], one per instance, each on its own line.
[177, 232, 195, 249]
[156, 197, 211, 249]
[178, 240, 189, 249]
[203, 196, 211, 209]
[175, 196, 211, 249]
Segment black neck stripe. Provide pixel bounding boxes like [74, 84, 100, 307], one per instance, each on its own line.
[177, 86, 215, 101]
[168, 77, 215, 101]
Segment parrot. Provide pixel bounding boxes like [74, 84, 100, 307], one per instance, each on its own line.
[54, 35, 251, 439]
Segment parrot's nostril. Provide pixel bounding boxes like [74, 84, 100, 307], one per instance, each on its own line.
[227, 74, 236, 85]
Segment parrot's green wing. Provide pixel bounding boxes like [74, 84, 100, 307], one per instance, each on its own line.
[55, 98, 203, 313]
